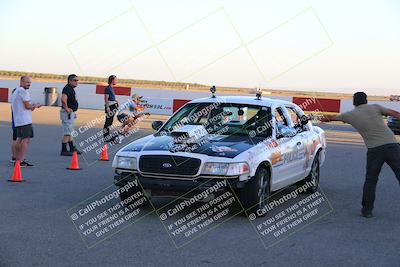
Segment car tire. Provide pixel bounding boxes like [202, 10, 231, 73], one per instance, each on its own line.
[237, 167, 271, 214]
[300, 153, 320, 194]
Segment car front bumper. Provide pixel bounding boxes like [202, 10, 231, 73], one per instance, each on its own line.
[114, 170, 245, 194]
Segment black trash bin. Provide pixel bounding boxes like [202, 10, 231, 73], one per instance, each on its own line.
[44, 87, 59, 106]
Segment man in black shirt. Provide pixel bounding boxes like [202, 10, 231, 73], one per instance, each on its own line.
[60, 74, 80, 156]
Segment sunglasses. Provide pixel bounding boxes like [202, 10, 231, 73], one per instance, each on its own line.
[72, 79, 79, 82]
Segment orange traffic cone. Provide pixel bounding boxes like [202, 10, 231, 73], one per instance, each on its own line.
[99, 144, 109, 161]
[8, 160, 24, 182]
[67, 151, 81, 170]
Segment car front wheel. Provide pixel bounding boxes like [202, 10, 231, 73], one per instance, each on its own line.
[237, 167, 271, 213]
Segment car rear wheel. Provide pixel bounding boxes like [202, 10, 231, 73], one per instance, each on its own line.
[237, 167, 271, 213]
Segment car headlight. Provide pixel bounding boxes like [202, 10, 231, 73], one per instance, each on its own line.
[113, 156, 137, 170]
[202, 163, 229, 175]
[227, 162, 250, 176]
[202, 162, 249, 176]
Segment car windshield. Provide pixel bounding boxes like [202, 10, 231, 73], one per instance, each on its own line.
[159, 102, 273, 137]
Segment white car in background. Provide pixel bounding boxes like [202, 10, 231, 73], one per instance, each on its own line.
[113, 94, 326, 212]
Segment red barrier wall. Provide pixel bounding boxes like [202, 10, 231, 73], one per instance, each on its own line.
[95, 85, 131, 96]
[293, 97, 340, 113]
[173, 99, 191, 112]
[0, 88, 8, 102]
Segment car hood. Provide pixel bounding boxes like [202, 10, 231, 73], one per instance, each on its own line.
[122, 134, 265, 158]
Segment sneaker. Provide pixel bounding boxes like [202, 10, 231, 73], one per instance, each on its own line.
[11, 158, 26, 165]
[114, 136, 122, 144]
[112, 136, 122, 145]
[61, 151, 74, 156]
[106, 136, 119, 144]
[361, 208, 373, 218]
[105, 136, 114, 143]
[72, 148, 82, 155]
[20, 160, 34, 167]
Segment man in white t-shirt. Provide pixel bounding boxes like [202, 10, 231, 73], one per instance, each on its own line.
[10, 76, 41, 167]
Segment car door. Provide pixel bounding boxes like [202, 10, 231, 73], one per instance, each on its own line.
[270, 106, 299, 190]
[285, 105, 311, 180]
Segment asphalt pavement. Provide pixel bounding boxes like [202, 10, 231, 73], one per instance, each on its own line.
[0, 106, 399, 267]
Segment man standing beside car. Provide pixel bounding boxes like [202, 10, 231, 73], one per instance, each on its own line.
[103, 75, 119, 143]
[60, 74, 80, 156]
[322, 92, 400, 218]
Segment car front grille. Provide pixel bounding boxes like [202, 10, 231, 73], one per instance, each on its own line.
[139, 155, 201, 176]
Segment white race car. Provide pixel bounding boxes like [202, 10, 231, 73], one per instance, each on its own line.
[112, 93, 326, 212]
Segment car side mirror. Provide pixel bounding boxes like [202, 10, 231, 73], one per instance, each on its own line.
[300, 115, 309, 126]
[152, 121, 163, 131]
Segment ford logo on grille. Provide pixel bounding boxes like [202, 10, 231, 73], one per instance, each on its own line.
[162, 163, 172, 168]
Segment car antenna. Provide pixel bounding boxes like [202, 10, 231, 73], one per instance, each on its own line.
[256, 88, 262, 100]
[210, 85, 216, 98]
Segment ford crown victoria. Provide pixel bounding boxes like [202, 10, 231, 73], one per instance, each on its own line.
[112, 94, 326, 212]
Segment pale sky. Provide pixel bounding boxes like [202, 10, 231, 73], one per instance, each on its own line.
[0, 0, 399, 95]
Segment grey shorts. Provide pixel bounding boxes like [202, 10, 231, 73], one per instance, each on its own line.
[60, 109, 77, 136]
[16, 124, 34, 139]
